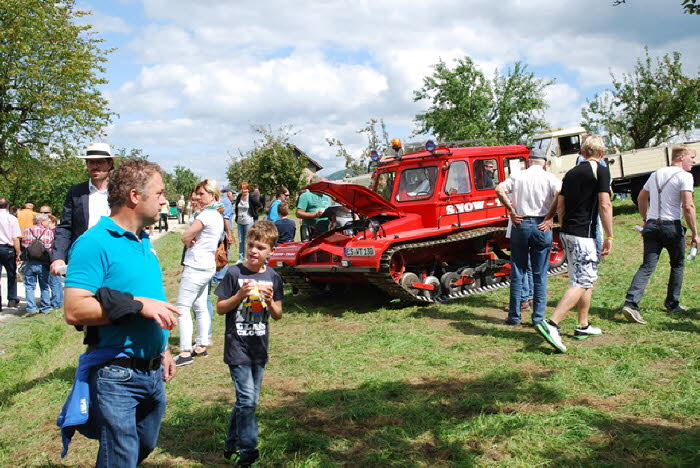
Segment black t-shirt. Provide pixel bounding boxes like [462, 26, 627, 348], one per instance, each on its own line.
[275, 218, 296, 244]
[214, 264, 284, 366]
[560, 160, 611, 238]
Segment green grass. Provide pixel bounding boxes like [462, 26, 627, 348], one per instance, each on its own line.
[0, 196, 698, 466]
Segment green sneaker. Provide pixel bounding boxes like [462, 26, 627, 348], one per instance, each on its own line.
[535, 320, 567, 353]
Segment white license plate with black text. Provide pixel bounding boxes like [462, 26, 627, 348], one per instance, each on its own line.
[344, 247, 375, 256]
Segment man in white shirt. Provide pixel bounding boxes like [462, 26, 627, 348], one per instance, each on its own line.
[50, 142, 115, 276]
[623, 145, 698, 323]
[0, 198, 22, 309]
[496, 148, 561, 326]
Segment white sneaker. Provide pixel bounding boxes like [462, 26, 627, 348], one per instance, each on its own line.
[535, 320, 567, 353]
[574, 324, 602, 339]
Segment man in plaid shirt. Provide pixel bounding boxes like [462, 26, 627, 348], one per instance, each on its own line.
[22, 213, 54, 316]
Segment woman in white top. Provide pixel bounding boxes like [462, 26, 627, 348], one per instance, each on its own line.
[175, 179, 224, 366]
[234, 182, 261, 262]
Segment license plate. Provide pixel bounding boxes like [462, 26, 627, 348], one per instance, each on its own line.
[344, 247, 375, 256]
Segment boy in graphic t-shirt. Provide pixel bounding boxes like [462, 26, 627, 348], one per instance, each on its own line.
[215, 221, 283, 466]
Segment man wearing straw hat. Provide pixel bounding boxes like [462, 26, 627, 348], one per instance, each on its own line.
[50, 142, 116, 276]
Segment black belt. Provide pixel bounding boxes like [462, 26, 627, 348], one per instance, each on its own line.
[647, 219, 681, 225]
[110, 356, 162, 371]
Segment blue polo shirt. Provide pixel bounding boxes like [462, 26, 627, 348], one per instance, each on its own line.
[65, 216, 168, 358]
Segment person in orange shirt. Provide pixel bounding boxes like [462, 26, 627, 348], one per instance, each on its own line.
[16, 200, 36, 233]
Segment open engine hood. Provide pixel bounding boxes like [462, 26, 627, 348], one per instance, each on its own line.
[306, 181, 402, 218]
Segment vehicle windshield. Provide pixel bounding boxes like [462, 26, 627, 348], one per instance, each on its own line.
[532, 138, 551, 153]
[396, 166, 438, 201]
[374, 171, 395, 200]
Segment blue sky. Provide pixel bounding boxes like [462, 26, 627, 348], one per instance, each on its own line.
[76, 0, 699, 185]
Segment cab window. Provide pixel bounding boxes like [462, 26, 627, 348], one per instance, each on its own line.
[374, 172, 395, 200]
[558, 135, 581, 155]
[444, 160, 471, 195]
[474, 159, 499, 190]
[504, 157, 526, 179]
[396, 166, 438, 201]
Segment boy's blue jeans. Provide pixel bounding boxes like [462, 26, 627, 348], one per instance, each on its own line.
[226, 364, 265, 461]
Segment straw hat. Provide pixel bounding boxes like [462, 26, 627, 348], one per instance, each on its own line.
[79, 142, 117, 159]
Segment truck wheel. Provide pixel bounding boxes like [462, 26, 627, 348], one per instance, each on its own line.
[421, 276, 441, 300]
[400, 273, 420, 296]
[549, 232, 566, 269]
[440, 272, 461, 295]
[630, 177, 647, 207]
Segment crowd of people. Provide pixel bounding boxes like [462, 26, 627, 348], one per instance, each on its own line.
[3, 134, 693, 467]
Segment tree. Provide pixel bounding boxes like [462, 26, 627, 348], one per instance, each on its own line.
[227, 125, 307, 199]
[613, 0, 700, 15]
[413, 58, 552, 145]
[327, 118, 390, 176]
[171, 165, 200, 199]
[0, 0, 113, 175]
[581, 49, 699, 150]
[2, 150, 86, 214]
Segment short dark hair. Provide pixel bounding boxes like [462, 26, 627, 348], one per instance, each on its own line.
[0, 198, 8, 209]
[278, 202, 290, 217]
[108, 158, 163, 209]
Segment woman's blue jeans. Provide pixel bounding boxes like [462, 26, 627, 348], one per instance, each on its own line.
[508, 218, 552, 324]
[237, 223, 252, 261]
[226, 364, 265, 461]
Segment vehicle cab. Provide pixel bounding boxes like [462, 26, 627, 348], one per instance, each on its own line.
[369, 140, 530, 231]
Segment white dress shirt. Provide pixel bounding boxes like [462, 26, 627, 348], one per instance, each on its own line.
[88, 180, 111, 228]
[0, 209, 21, 246]
[499, 165, 562, 217]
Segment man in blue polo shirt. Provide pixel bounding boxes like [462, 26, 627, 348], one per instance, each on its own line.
[62, 158, 179, 466]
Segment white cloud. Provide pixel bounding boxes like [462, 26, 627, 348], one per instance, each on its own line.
[76, 5, 132, 34]
[90, 0, 698, 180]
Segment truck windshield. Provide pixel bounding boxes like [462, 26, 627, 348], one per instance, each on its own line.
[532, 138, 550, 153]
[396, 166, 438, 201]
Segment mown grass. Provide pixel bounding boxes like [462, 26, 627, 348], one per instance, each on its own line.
[0, 196, 698, 466]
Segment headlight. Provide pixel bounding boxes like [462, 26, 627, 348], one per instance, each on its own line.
[276, 261, 284, 267]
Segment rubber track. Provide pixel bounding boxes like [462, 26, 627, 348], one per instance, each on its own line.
[364, 227, 567, 304]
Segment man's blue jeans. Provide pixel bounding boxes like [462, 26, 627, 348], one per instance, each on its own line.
[49, 273, 64, 309]
[90, 364, 166, 467]
[226, 364, 265, 461]
[508, 218, 552, 324]
[23, 261, 51, 313]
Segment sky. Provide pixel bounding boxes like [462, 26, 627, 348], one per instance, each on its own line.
[76, 0, 699, 184]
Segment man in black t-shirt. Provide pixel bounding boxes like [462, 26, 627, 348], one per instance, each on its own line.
[535, 135, 614, 353]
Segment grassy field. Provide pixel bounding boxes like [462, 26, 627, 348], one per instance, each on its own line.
[0, 197, 698, 466]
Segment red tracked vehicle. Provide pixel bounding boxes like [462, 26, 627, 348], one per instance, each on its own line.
[270, 141, 566, 303]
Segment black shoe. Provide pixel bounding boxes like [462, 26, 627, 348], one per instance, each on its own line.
[8, 300, 19, 308]
[174, 354, 194, 366]
[192, 348, 208, 358]
[223, 450, 236, 463]
[504, 319, 521, 325]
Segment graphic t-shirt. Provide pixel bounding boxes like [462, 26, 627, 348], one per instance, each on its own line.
[214, 264, 284, 365]
[560, 160, 611, 238]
